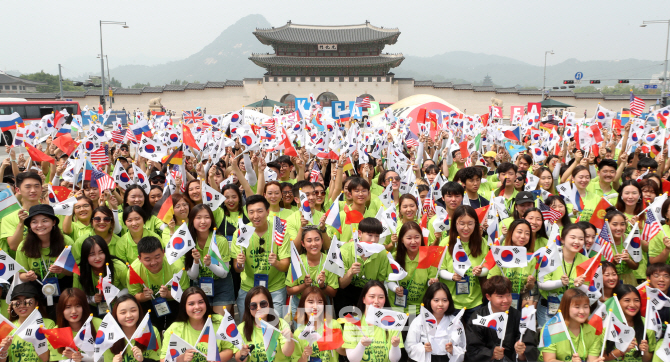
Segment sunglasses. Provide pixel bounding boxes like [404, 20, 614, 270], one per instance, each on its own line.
[93, 217, 113, 223]
[516, 177, 524, 182]
[314, 191, 326, 196]
[249, 300, 269, 311]
[10, 299, 35, 308]
[386, 176, 401, 182]
[282, 191, 294, 196]
[258, 238, 265, 254]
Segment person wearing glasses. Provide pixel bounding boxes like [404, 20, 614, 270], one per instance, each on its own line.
[285, 181, 331, 251]
[72, 206, 122, 263]
[374, 170, 400, 203]
[0, 281, 55, 362]
[276, 155, 303, 185]
[232, 195, 290, 317]
[234, 286, 295, 362]
[72, 236, 127, 317]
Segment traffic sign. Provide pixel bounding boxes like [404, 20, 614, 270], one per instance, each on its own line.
[644, 84, 659, 89]
[575, 72, 584, 80]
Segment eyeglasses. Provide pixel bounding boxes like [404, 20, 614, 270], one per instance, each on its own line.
[652, 273, 670, 280]
[11, 299, 35, 308]
[74, 204, 91, 210]
[314, 191, 326, 196]
[282, 191, 294, 196]
[93, 217, 113, 223]
[249, 300, 269, 311]
[386, 176, 401, 182]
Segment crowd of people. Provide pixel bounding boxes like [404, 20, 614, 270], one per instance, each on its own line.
[0, 104, 669, 362]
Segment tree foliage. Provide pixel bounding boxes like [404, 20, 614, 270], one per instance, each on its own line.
[19, 70, 85, 93]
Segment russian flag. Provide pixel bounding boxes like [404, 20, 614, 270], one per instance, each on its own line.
[53, 246, 80, 275]
[503, 126, 521, 142]
[325, 197, 342, 233]
[338, 109, 351, 122]
[55, 124, 72, 137]
[0, 112, 24, 132]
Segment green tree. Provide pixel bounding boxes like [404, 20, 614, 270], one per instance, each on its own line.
[19, 70, 85, 93]
[169, 79, 182, 85]
[130, 82, 150, 89]
[109, 77, 122, 88]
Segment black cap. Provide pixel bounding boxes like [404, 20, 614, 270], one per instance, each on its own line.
[24, 204, 59, 227]
[515, 191, 534, 205]
[150, 171, 165, 180]
[11, 281, 42, 301]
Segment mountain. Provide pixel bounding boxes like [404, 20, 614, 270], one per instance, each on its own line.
[100, 14, 663, 88]
[109, 14, 271, 85]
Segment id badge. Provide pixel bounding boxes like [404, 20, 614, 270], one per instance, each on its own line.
[456, 275, 470, 295]
[254, 274, 269, 288]
[394, 288, 408, 308]
[200, 277, 214, 297]
[511, 293, 520, 310]
[44, 277, 60, 296]
[97, 302, 109, 315]
[309, 357, 322, 362]
[547, 295, 560, 316]
[152, 297, 171, 317]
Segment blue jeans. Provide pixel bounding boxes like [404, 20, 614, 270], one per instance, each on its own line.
[236, 287, 287, 322]
[537, 302, 553, 330]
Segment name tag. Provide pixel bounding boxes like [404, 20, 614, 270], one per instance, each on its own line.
[98, 302, 109, 316]
[547, 295, 561, 316]
[254, 274, 269, 288]
[152, 297, 171, 317]
[394, 288, 408, 308]
[200, 277, 214, 297]
[456, 275, 470, 295]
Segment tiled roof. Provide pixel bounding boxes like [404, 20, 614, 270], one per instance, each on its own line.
[225, 80, 243, 87]
[453, 84, 474, 90]
[113, 88, 142, 95]
[432, 82, 453, 88]
[249, 54, 404, 68]
[495, 87, 519, 94]
[185, 83, 206, 90]
[205, 81, 226, 88]
[574, 92, 604, 99]
[0, 73, 46, 85]
[254, 22, 400, 45]
[17, 93, 57, 99]
[473, 86, 495, 92]
[62, 91, 87, 98]
[548, 90, 574, 97]
[414, 80, 433, 87]
[603, 94, 629, 100]
[164, 85, 186, 91]
[142, 87, 164, 93]
[518, 90, 542, 95]
[86, 90, 103, 96]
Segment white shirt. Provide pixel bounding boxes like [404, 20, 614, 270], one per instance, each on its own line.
[405, 313, 466, 362]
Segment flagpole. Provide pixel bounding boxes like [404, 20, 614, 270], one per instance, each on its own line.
[579, 249, 601, 278]
[499, 311, 509, 347]
[600, 310, 612, 357]
[641, 299, 650, 356]
[557, 310, 577, 355]
[434, 243, 448, 279]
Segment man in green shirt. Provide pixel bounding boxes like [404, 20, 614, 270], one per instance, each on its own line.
[586, 159, 622, 198]
[495, 162, 519, 215]
[232, 195, 290, 317]
[128, 236, 188, 331]
[1, 172, 44, 257]
[427, 182, 464, 245]
[276, 155, 303, 184]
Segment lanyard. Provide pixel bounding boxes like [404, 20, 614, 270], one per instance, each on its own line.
[572, 327, 586, 358]
[143, 265, 165, 290]
[40, 256, 52, 280]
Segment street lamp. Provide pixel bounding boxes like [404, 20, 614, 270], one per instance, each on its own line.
[641, 20, 670, 106]
[99, 21, 128, 111]
[543, 50, 554, 99]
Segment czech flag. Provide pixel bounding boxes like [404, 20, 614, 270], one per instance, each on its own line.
[503, 126, 521, 142]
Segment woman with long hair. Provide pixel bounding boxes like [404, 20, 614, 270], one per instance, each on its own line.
[342, 280, 402, 362]
[600, 261, 620, 302]
[545, 195, 572, 231]
[72, 236, 127, 317]
[406, 283, 465, 362]
[260, 181, 293, 220]
[148, 186, 163, 208]
[121, 185, 170, 242]
[438, 205, 488, 322]
[0, 282, 54, 362]
[386, 222, 438, 312]
[522, 208, 549, 250]
[604, 208, 640, 285]
[539, 288, 604, 361]
[286, 227, 338, 303]
[649, 199, 670, 266]
[160, 287, 234, 362]
[217, 184, 249, 242]
[106, 294, 161, 362]
[291, 286, 345, 362]
[185, 204, 234, 316]
[52, 288, 98, 361]
[576, 221, 597, 256]
[385, 195, 419, 252]
[568, 165, 600, 220]
[234, 286, 294, 362]
[73, 206, 121, 263]
[488, 219, 537, 309]
[537, 224, 589, 329]
[602, 284, 653, 361]
[167, 193, 193, 234]
[616, 180, 644, 229]
[534, 166, 557, 196]
[116, 206, 161, 264]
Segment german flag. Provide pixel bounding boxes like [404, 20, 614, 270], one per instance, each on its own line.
[342, 156, 354, 173]
[162, 146, 184, 165]
[153, 188, 174, 224]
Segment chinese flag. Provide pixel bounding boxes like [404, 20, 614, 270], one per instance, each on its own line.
[576, 256, 600, 285]
[416, 108, 426, 124]
[662, 180, 670, 195]
[637, 282, 648, 317]
[590, 198, 611, 230]
[474, 205, 490, 224]
[51, 186, 71, 203]
[318, 327, 344, 351]
[128, 264, 145, 285]
[345, 209, 363, 225]
[482, 249, 496, 270]
[480, 113, 489, 127]
[41, 327, 77, 350]
[182, 124, 201, 151]
[25, 143, 55, 165]
[417, 246, 445, 269]
[0, 316, 15, 341]
[52, 133, 80, 155]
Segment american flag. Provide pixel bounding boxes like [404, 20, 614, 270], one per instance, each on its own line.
[171, 166, 186, 193]
[355, 97, 371, 108]
[539, 200, 563, 223]
[262, 118, 277, 134]
[309, 162, 321, 183]
[630, 91, 646, 116]
[90, 144, 110, 167]
[182, 111, 203, 124]
[90, 169, 116, 192]
[110, 129, 126, 144]
[273, 216, 287, 246]
[593, 222, 614, 262]
[405, 131, 419, 147]
[642, 209, 662, 241]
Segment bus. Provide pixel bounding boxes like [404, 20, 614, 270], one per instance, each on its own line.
[0, 100, 81, 145]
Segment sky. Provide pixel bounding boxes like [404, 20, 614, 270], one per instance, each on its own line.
[3, 0, 669, 77]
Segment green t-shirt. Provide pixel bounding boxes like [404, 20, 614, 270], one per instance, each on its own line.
[230, 218, 290, 292]
[586, 177, 618, 200]
[161, 314, 234, 362]
[539, 253, 589, 300]
[49, 317, 102, 361]
[72, 259, 128, 300]
[326, 205, 379, 243]
[68, 220, 93, 244]
[438, 238, 489, 309]
[192, 231, 231, 280]
[103, 325, 162, 362]
[120, 214, 170, 244]
[427, 215, 449, 245]
[576, 191, 603, 223]
[285, 209, 325, 245]
[234, 318, 292, 362]
[127, 257, 188, 296]
[341, 241, 390, 288]
[649, 224, 670, 264]
[0, 209, 25, 259]
[291, 319, 342, 362]
[72, 232, 121, 263]
[386, 252, 436, 312]
[8, 316, 55, 362]
[488, 255, 537, 295]
[15, 235, 74, 279]
[342, 315, 404, 362]
[115, 229, 162, 264]
[285, 253, 339, 300]
[539, 324, 603, 361]
[268, 208, 294, 223]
